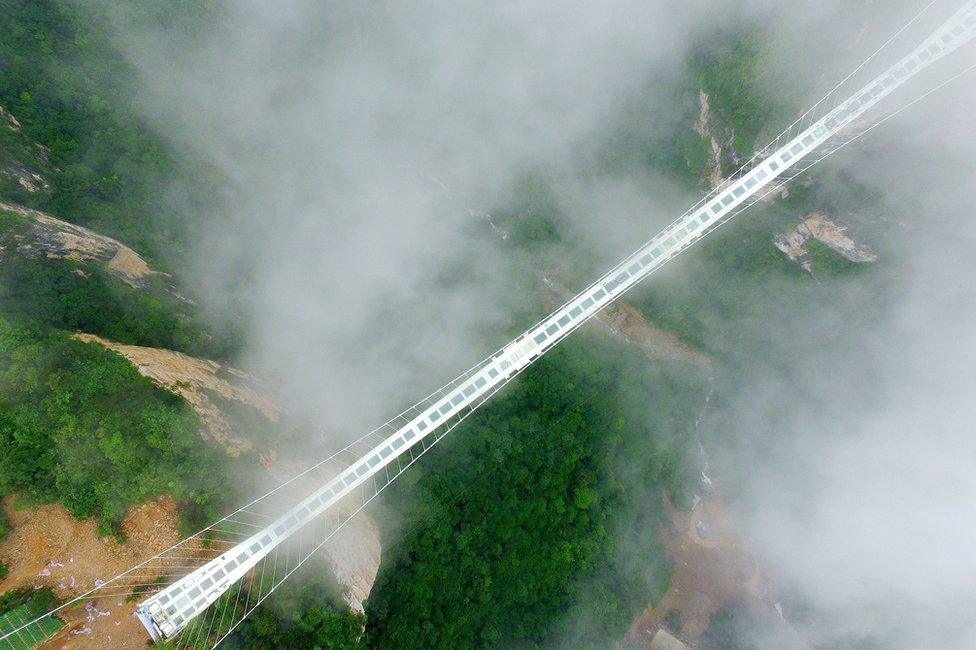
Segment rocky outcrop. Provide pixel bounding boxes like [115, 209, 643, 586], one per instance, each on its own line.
[693, 91, 725, 189]
[323, 513, 382, 614]
[0, 105, 52, 196]
[73, 333, 278, 458]
[0, 201, 160, 288]
[774, 212, 877, 272]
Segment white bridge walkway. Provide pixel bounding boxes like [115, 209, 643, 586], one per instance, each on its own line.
[3, 2, 975, 648]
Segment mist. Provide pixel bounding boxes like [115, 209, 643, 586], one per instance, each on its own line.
[88, 0, 976, 647]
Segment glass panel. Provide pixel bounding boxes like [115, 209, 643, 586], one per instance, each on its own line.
[475, 377, 487, 388]
[721, 195, 733, 206]
[615, 272, 628, 284]
[450, 394, 463, 406]
[570, 305, 583, 317]
[802, 135, 814, 146]
[628, 262, 641, 274]
[380, 445, 393, 457]
[488, 368, 499, 378]
[757, 169, 768, 180]
[593, 289, 606, 299]
[733, 186, 745, 197]
[581, 297, 594, 308]
[781, 152, 792, 162]
[770, 161, 779, 170]
[463, 385, 476, 396]
[392, 437, 404, 448]
[439, 404, 452, 415]
[367, 455, 380, 467]
[712, 204, 722, 214]
[791, 143, 803, 154]
[404, 429, 415, 441]
[745, 178, 757, 188]
[558, 315, 570, 327]
[355, 465, 367, 476]
[546, 324, 558, 335]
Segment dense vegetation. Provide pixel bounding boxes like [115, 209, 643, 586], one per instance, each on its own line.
[0, 317, 231, 534]
[367, 337, 708, 648]
[223, 564, 366, 649]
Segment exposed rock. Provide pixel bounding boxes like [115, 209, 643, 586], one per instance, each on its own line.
[693, 91, 725, 189]
[323, 513, 382, 615]
[0, 105, 21, 131]
[0, 201, 159, 288]
[73, 333, 278, 458]
[774, 212, 877, 272]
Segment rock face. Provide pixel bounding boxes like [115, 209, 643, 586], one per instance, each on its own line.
[0, 201, 159, 288]
[74, 333, 279, 458]
[774, 212, 877, 272]
[323, 513, 382, 614]
[693, 90, 726, 189]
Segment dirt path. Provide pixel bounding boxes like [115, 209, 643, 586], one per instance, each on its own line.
[0, 496, 181, 648]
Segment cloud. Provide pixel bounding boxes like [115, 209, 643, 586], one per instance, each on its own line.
[718, 16, 976, 647]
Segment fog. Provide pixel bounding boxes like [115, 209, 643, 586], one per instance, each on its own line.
[724, 71, 976, 647]
[96, 0, 976, 647]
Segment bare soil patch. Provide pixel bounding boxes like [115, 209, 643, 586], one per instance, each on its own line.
[0, 496, 181, 648]
[623, 494, 774, 648]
